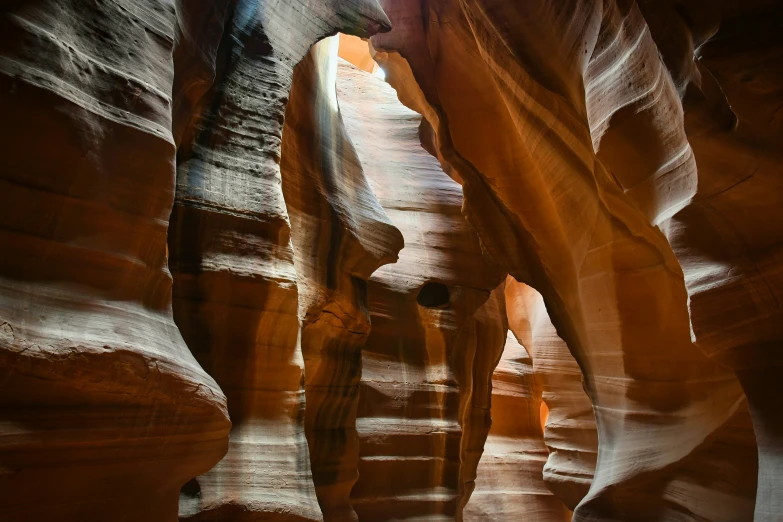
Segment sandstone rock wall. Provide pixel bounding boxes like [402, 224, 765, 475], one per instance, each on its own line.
[334, 57, 506, 521]
[0, 2, 232, 520]
[1, 0, 780, 521]
[0, 0, 394, 520]
[504, 279, 598, 511]
[282, 38, 403, 522]
[338, 34, 380, 75]
[370, 0, 765, 519]
[465, 329, 572, 522]
[168, 1, 396, 518]
[639, 5, 783, 518]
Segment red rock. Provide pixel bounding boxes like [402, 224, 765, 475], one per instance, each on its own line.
[334, 56, 505, 520]
[0, 2, 231, 520]
[465, 326, 572, 521]
[282, 38, 402, 522]
[505, 279, 598, 511]
[371, 0, 763, 519]
[1, 1, 779, 520]
[168, 2, 394, 519]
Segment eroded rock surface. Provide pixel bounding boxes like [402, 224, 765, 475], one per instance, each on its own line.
[0, 2, 231, 520]
[371, 0, 764, 519]
[168, 2, 394, 520]
[642, 5, 783, 518]
[465, 329, 572, 521]
[505, 279, 598, 511]
[334, 57, 506, 521]
[282, 37, 403, 522]
[1, 0, 780, 521]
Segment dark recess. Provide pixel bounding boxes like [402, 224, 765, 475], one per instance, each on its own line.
[417, 282, 450, 308]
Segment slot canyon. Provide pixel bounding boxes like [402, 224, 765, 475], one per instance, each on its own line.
[0, 1, 781, 521]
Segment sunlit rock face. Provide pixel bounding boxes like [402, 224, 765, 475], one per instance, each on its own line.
[504, 279, 598, 512]
[282, 38, 403, 522]
[0, 2, 232, 520]
[168, 1, 396, 519]
[0, 0, 394, 521]
[465, 328, 572, 521]
[370, 0, 766, 520]
[334, 57, 506, 520]
[2, 0, 780, 521]
[338, 34, 380, 75]
[638, 5, 783, 519]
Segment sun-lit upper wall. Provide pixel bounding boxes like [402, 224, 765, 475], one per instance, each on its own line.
[337, 33, 379, 74]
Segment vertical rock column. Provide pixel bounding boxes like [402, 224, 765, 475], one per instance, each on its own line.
[504, 279, 598, 512]
[169, 1, 393, 520]
[281, 37, 403, 521]
[334, 58, 505, 521]
[465, 327, 572, 522]
[0, 2, 231, 521]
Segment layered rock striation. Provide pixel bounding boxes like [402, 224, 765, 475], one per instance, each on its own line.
[371, 0, 764, 519]
[334, 57, 506, 520]
[168, 2, 396, 519]
[0, 0, 396, 520]
[282, 38, 403, 522]
[465, 328, 572, 522]
[636, 5, 783, 518]
[1, 0, 780, 521]
[0, 2, 231, 520]
[504, 279, 598, 512]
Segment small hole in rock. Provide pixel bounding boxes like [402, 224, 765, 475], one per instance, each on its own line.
[180, 478, 201, 499]
[179, 478, 202, 517]
[416, 282, 450, 308]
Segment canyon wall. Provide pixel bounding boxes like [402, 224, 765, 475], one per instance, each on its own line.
[169, 1, 397, 518]
[1, 0, 781, 521]
[335, 56, 506, 521]
[504, 279, 598, 512]
[371, 0, 772, 519]
[465, 328, 572, 522]
[0, 0, 395, 520]
[0, 2, 232, 520]
[282, 39, 403, 522]
[640, 5, 783, 519]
